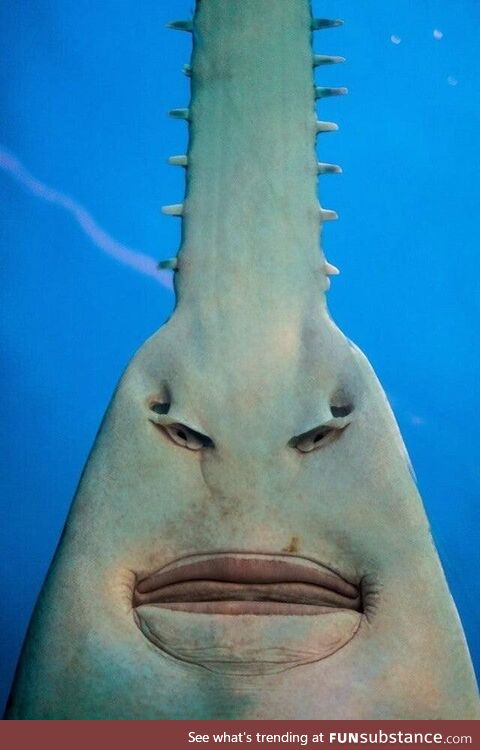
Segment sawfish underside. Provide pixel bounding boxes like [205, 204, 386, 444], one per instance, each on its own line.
[6, 0, 479, 719]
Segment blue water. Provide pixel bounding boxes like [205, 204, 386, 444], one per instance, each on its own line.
[1, 1, 478, 712]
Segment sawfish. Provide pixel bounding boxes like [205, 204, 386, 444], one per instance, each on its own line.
[6, 0, 479, 719]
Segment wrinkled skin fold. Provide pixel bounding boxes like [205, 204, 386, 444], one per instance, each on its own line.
[6, 0, 479, 719]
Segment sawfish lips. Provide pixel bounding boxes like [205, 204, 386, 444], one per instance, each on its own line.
[133, 553, 363, 674]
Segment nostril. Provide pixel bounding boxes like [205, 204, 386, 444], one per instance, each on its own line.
[162, 423, 215, 451]
[313, 427, 334, 443]
[289, 424, 340, 453]
[330, 403, 353, 418]
[330, 387, 354, 419]
[150, 401, 170, 415]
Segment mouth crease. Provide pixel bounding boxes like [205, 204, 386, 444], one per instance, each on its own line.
[133, 554, 363, 614]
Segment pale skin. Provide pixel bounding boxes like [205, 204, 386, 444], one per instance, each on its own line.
[6, 0, 479, 719]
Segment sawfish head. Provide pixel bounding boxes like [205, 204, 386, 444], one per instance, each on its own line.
[6, 0, 478, 720]
[88, 301, 422, 674]
[7, 301, 477, 718]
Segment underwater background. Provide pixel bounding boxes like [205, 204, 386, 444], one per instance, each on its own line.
[1, 0, 479, 711]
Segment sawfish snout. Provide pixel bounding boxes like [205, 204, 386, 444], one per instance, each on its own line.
[133, 554, 363, 674]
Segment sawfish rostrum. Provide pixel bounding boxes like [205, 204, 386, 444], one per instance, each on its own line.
[7, 0, 479, 719]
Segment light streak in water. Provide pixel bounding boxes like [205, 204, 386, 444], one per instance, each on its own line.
[0, 145, 173, 290]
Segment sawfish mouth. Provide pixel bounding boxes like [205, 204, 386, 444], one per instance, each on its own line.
[133, 554, 363, 674]
[133, 553, 361, 615]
